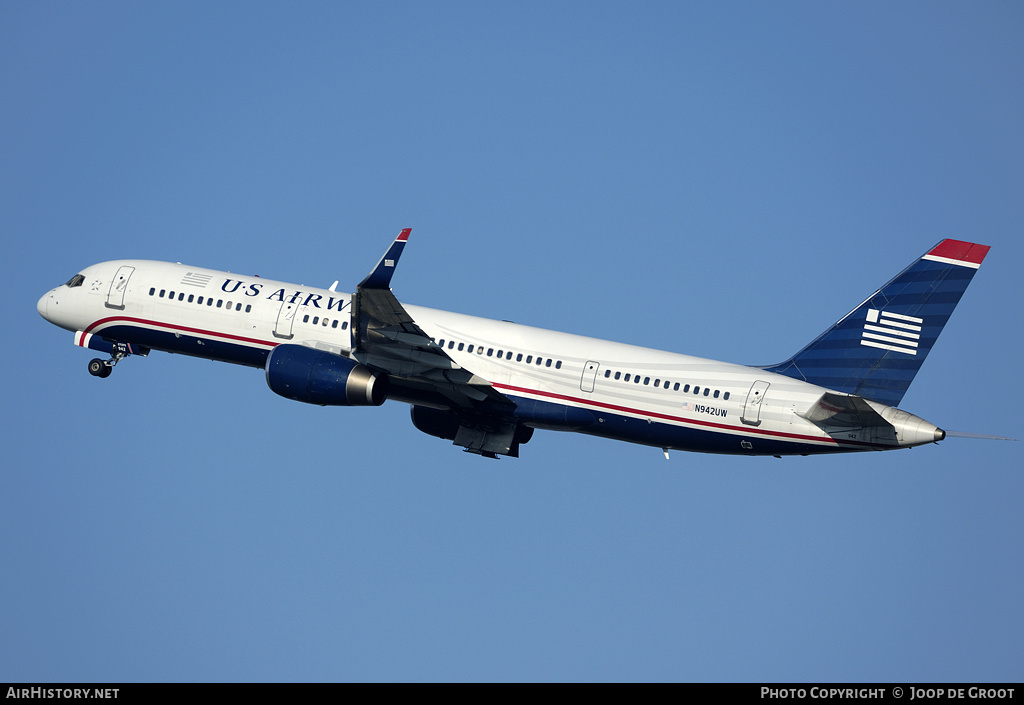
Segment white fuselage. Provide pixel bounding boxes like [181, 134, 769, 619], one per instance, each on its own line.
[38, 259, 943, 456]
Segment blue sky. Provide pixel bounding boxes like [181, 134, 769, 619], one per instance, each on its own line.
[2, 2, 1021, 682]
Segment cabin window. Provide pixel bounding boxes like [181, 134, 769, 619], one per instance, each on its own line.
[614, 371, 621, 380]
[673, 382, 680, 391]
[624, 373, 630, 382]
[526, 355, 533, 364]
[516, 353, 523, 362]
[312, 316, 319, 325]
[149, 288, 155, 296]
[458, 343, 464, 351]
[246, 304, 252, 313]
[723, 392, 730, 401]
[555, 361, 562, 369]
[178, 293, 185, 301]
[159, 290, 166, 297]
[713, 390, 720, 398]
[332, 320, 338, 328]
[187, 294, 194, 303]
[604, 370, 611, 378]
[693, 386, 700, 395]
[704, 388, 710, 396]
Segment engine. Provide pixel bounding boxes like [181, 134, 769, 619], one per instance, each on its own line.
[265, 344, 388, 406]
[410, 405, 462, 440]
[410, 405, 534, 458]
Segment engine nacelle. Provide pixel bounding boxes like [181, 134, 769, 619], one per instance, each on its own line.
[410, 405, 462, 440]
[410, 405, 535, 457]
[265, 344, 388, 406]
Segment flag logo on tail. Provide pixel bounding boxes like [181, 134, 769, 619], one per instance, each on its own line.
[861, 309, 922, 355]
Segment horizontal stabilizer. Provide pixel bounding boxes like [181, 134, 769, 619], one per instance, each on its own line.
[799, 391, 888, 428]
[763, 239, 990, 407]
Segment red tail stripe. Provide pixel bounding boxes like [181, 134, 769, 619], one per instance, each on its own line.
[927, 239, 990, 265]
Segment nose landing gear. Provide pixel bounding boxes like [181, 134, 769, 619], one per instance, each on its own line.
[87, 343, 134, 379]
[88, 358, 113, 378]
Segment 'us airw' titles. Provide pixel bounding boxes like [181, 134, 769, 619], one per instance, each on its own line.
[861, 308, 922, 355]
[220, 279, 352, 311]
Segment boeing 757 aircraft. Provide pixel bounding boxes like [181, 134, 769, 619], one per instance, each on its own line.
[38, 232, 990, 458]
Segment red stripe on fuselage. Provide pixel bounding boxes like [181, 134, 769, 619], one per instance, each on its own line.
[84, 316, 279, 349]
[492, 383, 890, 449]
[80, 318, 893, 450]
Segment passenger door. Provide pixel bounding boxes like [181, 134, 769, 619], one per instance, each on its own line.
[105, 265, 135, 310]
[741, 380, 770, 426]
[273, 300, 298, 340]
[580, 360, 600, 393]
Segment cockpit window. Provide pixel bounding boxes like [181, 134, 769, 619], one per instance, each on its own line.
[65, 274, 85, 288]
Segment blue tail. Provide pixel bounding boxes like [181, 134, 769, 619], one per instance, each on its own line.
[762, 240, 990, 407]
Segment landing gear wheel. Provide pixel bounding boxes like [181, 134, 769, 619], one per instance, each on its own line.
[88, 359, 112, 378]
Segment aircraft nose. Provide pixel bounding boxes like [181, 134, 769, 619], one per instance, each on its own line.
[37, 292, 49, 319]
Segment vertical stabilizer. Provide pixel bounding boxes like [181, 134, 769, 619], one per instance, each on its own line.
[762, 240, 990, 407]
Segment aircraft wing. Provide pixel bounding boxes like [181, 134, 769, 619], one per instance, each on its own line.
[352, 230, 511, 408]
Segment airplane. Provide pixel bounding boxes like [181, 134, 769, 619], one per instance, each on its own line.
[37, 231, 992, 458]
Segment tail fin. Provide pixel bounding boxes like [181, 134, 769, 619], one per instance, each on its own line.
[762, 239, 990, 407]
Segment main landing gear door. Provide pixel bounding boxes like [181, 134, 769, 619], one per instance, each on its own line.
[105, 266, 135, 310]
[742, 380, 770, 426]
